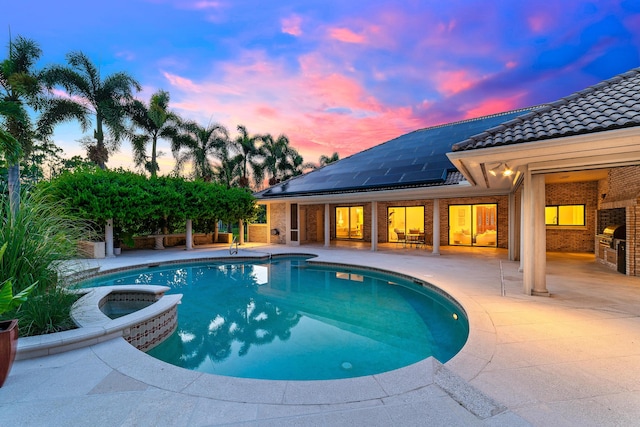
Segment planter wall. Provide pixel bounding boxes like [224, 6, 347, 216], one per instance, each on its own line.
[77, 241, 106, 259]
[0, 319, 18, 387]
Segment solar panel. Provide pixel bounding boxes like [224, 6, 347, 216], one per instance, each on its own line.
[257, 109, 531, 197]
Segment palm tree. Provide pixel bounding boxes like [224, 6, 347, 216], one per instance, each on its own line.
[318, 152, 339, 168]
[171, 120, 228, 181]
[0, 36, 41, 215]
[233, 125, 263, 188]
[261, 133, 290, 186]
[281, 145, 314, 180]
[212, 141, 241, 188]
[128, 90, 180, 177]
[1, 36, 87, 215]
[41, 51, 141, 169]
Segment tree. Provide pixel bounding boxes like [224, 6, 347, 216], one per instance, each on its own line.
[128, 89, 180, 177]
[233, 125, 263, 189]
[0, 36, 41, 215]
[41, 51, 141, 169]
[171, 120, 228, 181]
[281, 145, 313, 180]
[1, 36, 89, 214]
[261, 133, 290, 186]
[318, 152, 339, 168]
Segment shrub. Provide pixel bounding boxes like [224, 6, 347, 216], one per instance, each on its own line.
[0, 189, 91, 335]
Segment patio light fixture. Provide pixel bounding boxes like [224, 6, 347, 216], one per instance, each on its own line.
[489, 163, 514, 177]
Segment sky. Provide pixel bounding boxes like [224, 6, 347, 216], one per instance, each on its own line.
[4, 0, 640, 174]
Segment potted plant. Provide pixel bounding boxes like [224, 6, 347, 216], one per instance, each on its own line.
[0, 243, 36, 387]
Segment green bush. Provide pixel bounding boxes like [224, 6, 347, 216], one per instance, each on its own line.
[0, 189, 91, 335]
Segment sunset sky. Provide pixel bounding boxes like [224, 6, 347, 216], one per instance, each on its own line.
[4, 0, 640, 173]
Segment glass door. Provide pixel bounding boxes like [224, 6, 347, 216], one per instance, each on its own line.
[387, 206, 424, 242]
[336, 206, 363, 239]
[449, 204, 497, 247]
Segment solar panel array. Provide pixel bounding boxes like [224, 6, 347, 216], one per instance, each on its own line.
[259, 110, 531, 198]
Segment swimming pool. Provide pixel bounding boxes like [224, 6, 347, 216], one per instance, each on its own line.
[82, 256, 468, 380]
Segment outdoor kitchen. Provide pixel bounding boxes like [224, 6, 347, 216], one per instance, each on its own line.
[595, 208, 627, 274]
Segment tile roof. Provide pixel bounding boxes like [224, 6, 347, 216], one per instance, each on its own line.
[452, 67, 640, 151]
[256, 109, 532, 198]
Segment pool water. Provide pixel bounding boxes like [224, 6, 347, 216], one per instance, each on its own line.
[82, 257, 468, 380]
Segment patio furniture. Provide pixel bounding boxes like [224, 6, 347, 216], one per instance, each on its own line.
[394, 229, 406, 247]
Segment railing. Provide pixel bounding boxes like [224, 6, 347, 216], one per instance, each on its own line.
[229, 235, 238, 255]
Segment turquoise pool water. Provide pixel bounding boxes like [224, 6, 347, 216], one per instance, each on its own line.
[82, 257, 468, 380]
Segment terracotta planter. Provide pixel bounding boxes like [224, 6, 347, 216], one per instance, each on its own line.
[0, 319, 18, 387]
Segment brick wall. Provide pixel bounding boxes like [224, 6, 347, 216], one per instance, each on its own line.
[545, 181, 598, 252]
[269, 203, 287, 244]
[247, 224, 268, 243]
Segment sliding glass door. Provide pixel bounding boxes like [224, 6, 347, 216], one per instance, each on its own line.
[449, 204, 497, 247]
[336, 206, 363, 239]
[387, 206, 424, 242]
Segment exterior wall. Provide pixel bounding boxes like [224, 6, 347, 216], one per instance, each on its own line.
[630, 202, 639, 276]
[269, 202, 287, 244]
[545, 181, 598, 253]
[248, 224, 268, 243]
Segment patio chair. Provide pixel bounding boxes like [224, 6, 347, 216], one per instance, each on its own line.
[394, 229, 406, 247]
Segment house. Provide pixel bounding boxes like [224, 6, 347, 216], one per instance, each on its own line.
[250, 67, 640, 295]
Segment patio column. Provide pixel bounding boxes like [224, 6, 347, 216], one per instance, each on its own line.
[522, 169, 548, 295]
[324, 204, 330, 247]
[105, 218, 115, 258]
[185, 219, 193, 250]
[531, 174, 548, 296]
[239, 220, 245, 245]
[508, 192, 516, 261]
[371, 201, 378, 251]
[519, 189, 525, 272]
[432, 199, 440, 255]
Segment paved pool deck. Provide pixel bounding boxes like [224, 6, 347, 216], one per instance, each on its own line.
[1, 243, 639, 426]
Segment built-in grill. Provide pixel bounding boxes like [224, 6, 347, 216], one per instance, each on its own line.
[597, 224, 626, 249]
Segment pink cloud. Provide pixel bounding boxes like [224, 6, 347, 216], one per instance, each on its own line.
[328, 27, 366, 44]
[463, 94, 525, 119]
[434, 69, 477, 96]
[162, 50, 424, 164]
[282, 14, 303, 36]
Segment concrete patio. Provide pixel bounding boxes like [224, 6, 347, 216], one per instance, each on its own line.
[1, 243, 639, 426]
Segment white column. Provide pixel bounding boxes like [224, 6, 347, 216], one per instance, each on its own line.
[371, 201, 378, 251]
[185, 219, 193, 250]
[432, 199, 440, 255]
[266, 204, 271, 244]
[531, 174, 548, 296]
[239, 220, 245, 245]
[508, 192, 515, 261]
[324, 204, 330, 247]
[285, 202, 291, 245]
[522, 167, 534, 294]
[519, 189, 525, 272]
[105, 218, 115, 258]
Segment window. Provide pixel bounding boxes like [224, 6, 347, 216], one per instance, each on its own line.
[448, 204, 497, 247]
[335, 206, 363, 239]
[545, 205, 585, 226]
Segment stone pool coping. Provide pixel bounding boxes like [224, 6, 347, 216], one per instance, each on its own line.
[16, 285, 182, 361]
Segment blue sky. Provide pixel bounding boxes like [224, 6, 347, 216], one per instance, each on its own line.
[4, 0, 640, 172]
